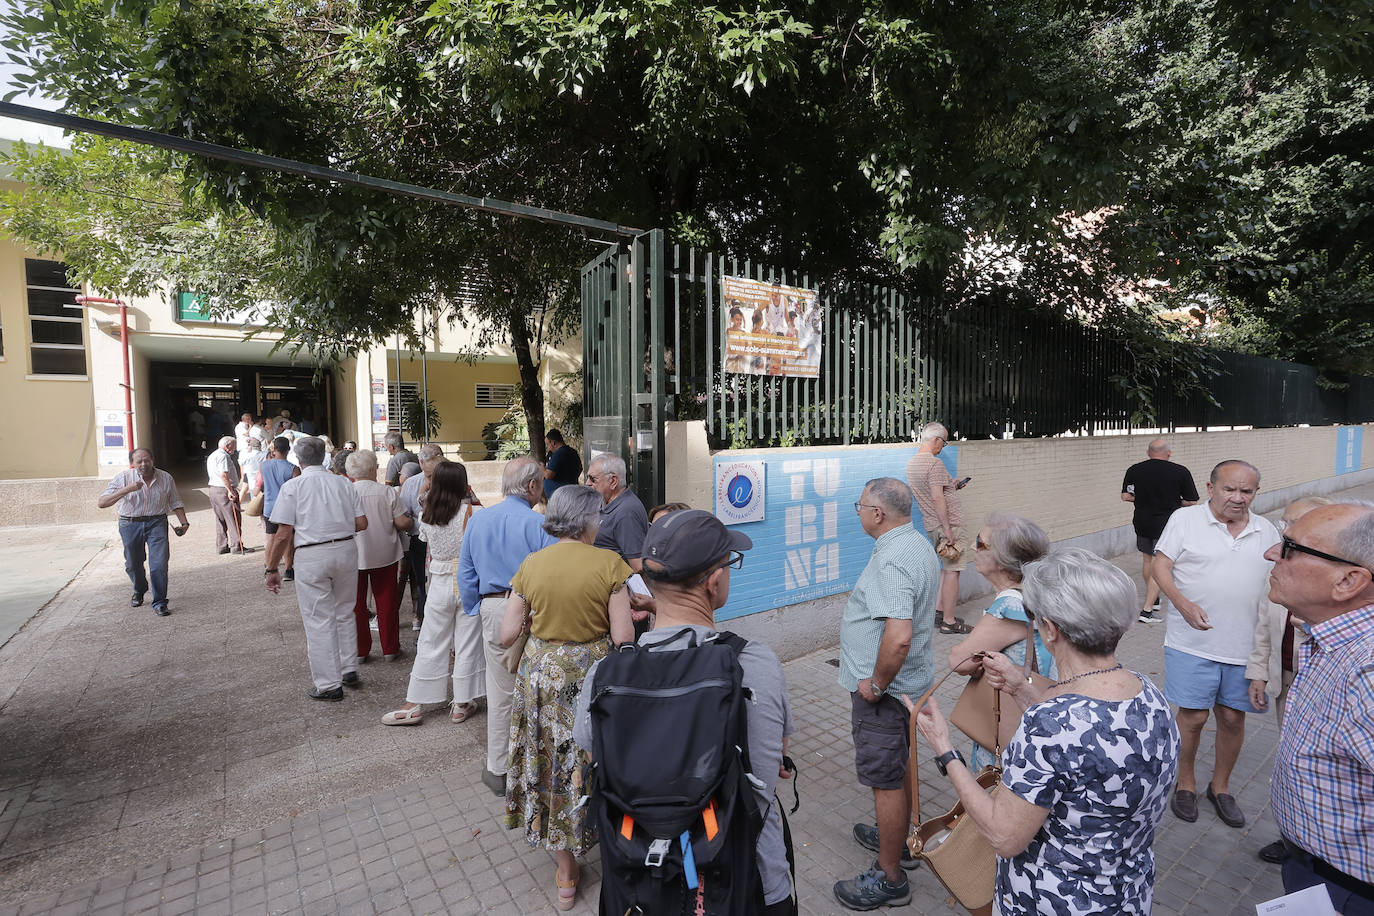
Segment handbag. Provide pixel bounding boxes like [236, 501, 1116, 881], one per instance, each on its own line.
[906, 666, 1001, 916]
[934, 532, 962, 562]
[949, 620, 1052, 751]
[242, 490, 265, 517]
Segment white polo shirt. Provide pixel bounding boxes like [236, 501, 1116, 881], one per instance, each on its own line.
[269, 465, 363, 546]
[206, 448, 239, 489]
[1156, 503, 1279, 664]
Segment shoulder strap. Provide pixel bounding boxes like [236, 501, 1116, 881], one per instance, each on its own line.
[907, 655, 994, 827]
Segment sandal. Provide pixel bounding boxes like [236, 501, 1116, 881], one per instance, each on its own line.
[450, 700, 480, 723]
[937, 619, 973, 635]
[381, 703, 423, 726]
[555, 865, 579, 910]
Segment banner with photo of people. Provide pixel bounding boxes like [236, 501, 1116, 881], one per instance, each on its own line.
[722, 276, 823, 379]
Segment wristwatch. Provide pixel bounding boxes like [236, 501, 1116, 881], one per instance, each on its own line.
[935, 749, 965, 777]
[868, 679, 885, 698]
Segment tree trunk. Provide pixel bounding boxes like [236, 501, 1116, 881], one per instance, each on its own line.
[509, 311, 547, 462]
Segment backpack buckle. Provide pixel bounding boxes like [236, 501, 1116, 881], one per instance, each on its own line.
[644, 837, 671, 867]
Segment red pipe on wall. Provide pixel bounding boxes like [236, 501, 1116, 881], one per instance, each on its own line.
[75, 295, 134, 454]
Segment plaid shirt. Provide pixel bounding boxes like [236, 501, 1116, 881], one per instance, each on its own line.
[1271, 602, 1374, 882]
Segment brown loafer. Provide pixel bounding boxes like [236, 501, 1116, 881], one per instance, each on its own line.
[1206, 784, 1245, 828]
[1171, 789, 1198, 822]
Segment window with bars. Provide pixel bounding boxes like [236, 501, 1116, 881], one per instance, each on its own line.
[387, 382, 419, 431]
[475, 382, 517, 409]
[26, 259, 86, 376]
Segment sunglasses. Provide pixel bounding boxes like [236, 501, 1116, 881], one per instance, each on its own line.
[1279, 536, 1368, 571]
[974, 535, 989, 551]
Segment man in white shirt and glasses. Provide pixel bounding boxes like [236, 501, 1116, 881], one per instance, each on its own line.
[97, 448, 190, 617]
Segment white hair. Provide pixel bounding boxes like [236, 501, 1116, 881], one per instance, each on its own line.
[218, 436, 235, 449]
[1022, 548, 1137, 655]
[589, 453, 627, 481]
[345, 449, 378, 479]
[918, 422, 948, 443]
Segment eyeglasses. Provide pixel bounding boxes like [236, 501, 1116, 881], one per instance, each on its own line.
[854, 502, 881, 514]
[585, 474, 601, 483]
[1279, 536, 1367, 570]
[696, 550, 744, 584]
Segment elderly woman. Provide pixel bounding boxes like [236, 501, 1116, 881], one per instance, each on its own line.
[345, 450, 407, 662]
[909, 548, 1180, 916]
[948, 512, 1053, 769]
[499, 485, 635, 910]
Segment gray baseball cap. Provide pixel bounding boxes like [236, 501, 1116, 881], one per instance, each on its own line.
[640, 509, 753, 581]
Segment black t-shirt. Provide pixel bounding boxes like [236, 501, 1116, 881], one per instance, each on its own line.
[1122, 458, 1200, 539]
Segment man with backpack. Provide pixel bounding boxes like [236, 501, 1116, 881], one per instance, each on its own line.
[573, 509, 796, 914]
[835, 477, 940, 910]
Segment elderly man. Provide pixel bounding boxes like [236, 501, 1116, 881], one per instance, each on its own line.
[233, 412, 255, 455]
[346, 449, 408, 662]
[1248, 496, 1331, 864]
[1121, 437, 1199, 622]
[458, 456, 556, 795]
[264, 437, 367, 701]
[1265, 503, 1374, 914]
[541, 428, 581, 500]
[97, 448, 190, 617]
[573, 509, 796, 914]
[835, 477, 939, 911]
[1154, 459, 1278, 828]
[207, 435, 244, 554]
[587, 454, 649, 568]
[906, 421, 971, 634]
[398, 444, 444, 630]
[383, 431, 418, 488]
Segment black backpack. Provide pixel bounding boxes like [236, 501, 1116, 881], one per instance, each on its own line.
[587, 628, 769, 915]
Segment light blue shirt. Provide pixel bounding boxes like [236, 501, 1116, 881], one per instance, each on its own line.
[457, 494, 557, 615]
[838, 523, 940, 699]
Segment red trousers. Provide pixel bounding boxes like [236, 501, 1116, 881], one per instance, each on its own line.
[354, 561, 400, 658]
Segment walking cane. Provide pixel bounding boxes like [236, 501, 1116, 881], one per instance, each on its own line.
[231, 475, 246, 551]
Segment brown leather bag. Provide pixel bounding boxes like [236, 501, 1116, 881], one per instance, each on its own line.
[905, 665, 1000, 916]
[949, 620, 1052, 751]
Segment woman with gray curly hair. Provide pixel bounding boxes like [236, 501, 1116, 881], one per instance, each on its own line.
[910, 548, 1180, 916]
[498, 484, 635, 909]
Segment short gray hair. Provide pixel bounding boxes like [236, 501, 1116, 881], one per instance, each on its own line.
[542, 485, 602, 539]
[864, 477, 912, 517]
[293, 436, 327, 467]
[1147, 437, 1170, 456]
[384, 431, 404, 450]
[1338, 505, 1374, 571]
[918, 422, 948, 443]
[1211, 459, 1260, 485]
[590, 453, 626, 481]
[1022, 548, 1137, 655]
[981, 512, 1050, 581]
[218, 436, 235, 449]
[344, 449, 378, 479]
[417, 443, 444, 463]
[501, 456, 541, 496]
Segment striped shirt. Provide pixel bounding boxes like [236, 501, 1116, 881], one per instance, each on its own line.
[102, 468, 184, 518]
[1271, 602, 1374, 882]
[838, 523, 940, 699]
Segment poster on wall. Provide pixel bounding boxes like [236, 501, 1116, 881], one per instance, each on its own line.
[721, 275, 823, 379]
[714, 460, 766, 525]
[370, 378, 389, 449]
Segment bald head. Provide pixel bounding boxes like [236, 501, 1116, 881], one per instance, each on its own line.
[1147, 438, 1170, 458]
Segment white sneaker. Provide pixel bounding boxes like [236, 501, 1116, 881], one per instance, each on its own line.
[1138, 609, 1162, 624]
[412, 619, 422, 631]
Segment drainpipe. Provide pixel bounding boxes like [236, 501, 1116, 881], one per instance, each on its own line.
[75, 295, 134, 452]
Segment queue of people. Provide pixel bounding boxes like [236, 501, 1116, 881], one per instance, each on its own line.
[93, 423, 1373, 916]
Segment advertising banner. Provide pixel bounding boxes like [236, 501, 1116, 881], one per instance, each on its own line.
[711, 445, 958, 621]
[722, 275, 822, 379]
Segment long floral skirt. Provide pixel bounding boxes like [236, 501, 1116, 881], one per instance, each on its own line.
[502, 634, 610, 854]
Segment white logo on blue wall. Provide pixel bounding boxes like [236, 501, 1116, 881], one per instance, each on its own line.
[714, 460, 766, 525]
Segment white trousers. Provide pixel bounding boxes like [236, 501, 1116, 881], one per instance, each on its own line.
[293, 540, 359, 690]
[480, 596, 518, 775]
[406, 558, 486, 705]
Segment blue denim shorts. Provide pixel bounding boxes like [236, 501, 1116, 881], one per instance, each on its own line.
[1164, 647, 1261, 713]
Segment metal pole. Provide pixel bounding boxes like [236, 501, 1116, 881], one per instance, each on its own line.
[393, 334, 401, 444]
[420, 305, 430, 442]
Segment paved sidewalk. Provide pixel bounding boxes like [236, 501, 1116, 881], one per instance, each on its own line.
[5, 478, 1370, 914]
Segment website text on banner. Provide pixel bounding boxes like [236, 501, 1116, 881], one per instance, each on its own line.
[710, 445, 958, 621]
[721, 275, 823, 379]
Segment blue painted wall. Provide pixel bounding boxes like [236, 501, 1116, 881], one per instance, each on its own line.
[1336, 426, 1364, 475]
[713, 445, 958, 621]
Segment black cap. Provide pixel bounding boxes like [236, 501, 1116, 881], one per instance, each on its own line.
[640, 509, 753, 581]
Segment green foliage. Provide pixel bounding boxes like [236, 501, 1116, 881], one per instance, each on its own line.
[485, 400, 531, 460]
[401, 395, 441, 441]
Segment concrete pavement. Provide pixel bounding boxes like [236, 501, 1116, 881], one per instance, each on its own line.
[3, 477, 1368, 914]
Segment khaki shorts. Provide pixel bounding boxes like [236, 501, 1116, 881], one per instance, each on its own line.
[926, 526, 970, 572]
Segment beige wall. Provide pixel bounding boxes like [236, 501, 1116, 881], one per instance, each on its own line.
[669, 421, 1374, 546]
[0, 221, 98, 479]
